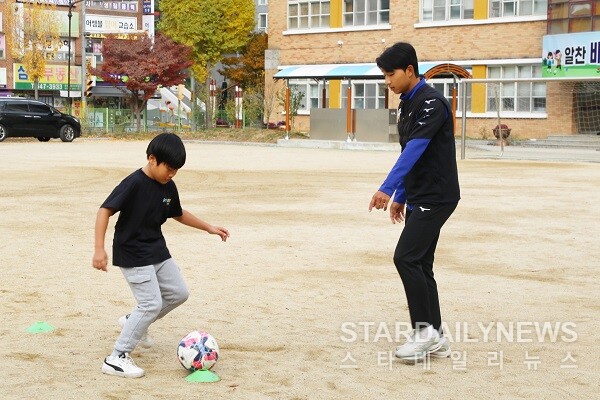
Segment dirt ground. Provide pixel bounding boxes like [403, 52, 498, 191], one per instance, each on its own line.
[0, 138, 598, 399]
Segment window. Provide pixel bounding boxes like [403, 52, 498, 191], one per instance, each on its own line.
[288, 1, 330, 29]
[29, 103, 51, 114]
[258, 13, 268, 32]
[289, 80, 329, 111]
[86, 38, 104, 63]
[430, 80, 472, 112]
[5, 102, 29, 112]
[343, 0, 390, 26]
[487, 65, 545, 113]
[0, 33, 5, 60]
[489, 0, 548, 18]
[341, 81, 387, 109]
[548, 0, 600, 34]
[422, 0, 474, 21]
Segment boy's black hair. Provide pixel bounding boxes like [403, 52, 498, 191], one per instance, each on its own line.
[376, 42, 420, 76]
[146, 133, 186, 169]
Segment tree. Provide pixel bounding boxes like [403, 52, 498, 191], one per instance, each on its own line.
[263, 78, 285, 126]
[277, 87, 305, 133]
[219, 32, 268, 125]
[219, 32, 267, 93]
[158, 0, 255, 127]
[91, 33, 192, 131]
[3, 0, 62, 100]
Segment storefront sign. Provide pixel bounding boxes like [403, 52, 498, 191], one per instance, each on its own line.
[86, 1, 138, 12]
[142, 1, 153, 15]
[18, 1, 138, 12]
[542, 32, 600, 78]
[142, 15, 154, 37]
[13, 64, 82, 91]
[85, 15, 138, 33]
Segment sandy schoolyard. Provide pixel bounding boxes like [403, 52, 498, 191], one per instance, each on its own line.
[0, 139, 598, 399]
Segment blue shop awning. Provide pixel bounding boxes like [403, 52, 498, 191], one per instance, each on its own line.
[273, 62, 438, 80]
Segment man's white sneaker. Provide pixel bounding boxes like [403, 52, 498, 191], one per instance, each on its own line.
[102, 353, 145, 378]
[395, 325, 443, 361]
[118, 314, 154, 349]
[430, 336, 451, 358]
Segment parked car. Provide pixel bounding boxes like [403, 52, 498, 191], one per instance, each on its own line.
[0, 97, 81, 142]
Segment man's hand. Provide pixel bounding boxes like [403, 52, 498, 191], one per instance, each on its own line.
[389, 202, 406, 224]
[369, 190, 391, 211]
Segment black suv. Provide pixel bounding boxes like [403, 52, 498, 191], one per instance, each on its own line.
[0, 98, 81, 142]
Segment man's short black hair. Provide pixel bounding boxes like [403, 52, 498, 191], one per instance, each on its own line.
[146, 133, 186, 169]
[376, 42, 420, 76]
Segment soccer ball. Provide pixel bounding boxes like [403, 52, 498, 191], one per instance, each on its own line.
[177, 330, 219, 371]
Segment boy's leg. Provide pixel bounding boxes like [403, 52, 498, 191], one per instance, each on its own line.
[154, 258, 189, 320]
[115, 265, 162, 354]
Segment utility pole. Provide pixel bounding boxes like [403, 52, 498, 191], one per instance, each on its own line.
[80, 0, 86, 113]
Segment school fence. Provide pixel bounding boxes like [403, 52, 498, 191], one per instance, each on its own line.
[83, 107, 193, 134]
[457, 77, 600, 159]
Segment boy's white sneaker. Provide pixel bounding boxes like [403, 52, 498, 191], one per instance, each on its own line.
[430, 336, 451, 358]
[395, 325, 443, 361]
[102, 353, 145, 378]
[118, 315, 154, 348]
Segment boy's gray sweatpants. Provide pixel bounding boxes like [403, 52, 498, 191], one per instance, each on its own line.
[115, 258, 189, 353]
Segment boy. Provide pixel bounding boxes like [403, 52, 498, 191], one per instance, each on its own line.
[369, 42, 460, 362]
[92, 133, 229, 378]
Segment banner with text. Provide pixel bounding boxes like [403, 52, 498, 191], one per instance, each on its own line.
[542, 32, 600, 78]
[14, 64, 82, 91]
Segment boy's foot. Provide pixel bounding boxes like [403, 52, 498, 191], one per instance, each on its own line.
[102, 353, 145, 378]
[118, 315, 154, 348]
[430, 336, 451, 358]
[395, 325, 442, 362]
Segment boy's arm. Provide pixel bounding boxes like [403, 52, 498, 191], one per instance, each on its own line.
[92, 207, 114, 272]
[173, 209, 229, 242]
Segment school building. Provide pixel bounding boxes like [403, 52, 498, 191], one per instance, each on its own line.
[266, 1, 600, 141]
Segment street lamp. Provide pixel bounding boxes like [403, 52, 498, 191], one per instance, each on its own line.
[67, 0, 85, 113]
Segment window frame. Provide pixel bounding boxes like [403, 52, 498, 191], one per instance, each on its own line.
[341, 80, 387, 110]
[489, 0, 548, 18]
[421, 0, 475, 21]
[486, 65, 546, 115]
[288, 79, 330, 113]
[343, 0, 390, 27]
[258, 13, 268, 32]
[428, 79, 472, 113]
[288, 0, 331, 30]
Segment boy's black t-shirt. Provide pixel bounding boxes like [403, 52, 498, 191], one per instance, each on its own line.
[101, 169, 183, 268]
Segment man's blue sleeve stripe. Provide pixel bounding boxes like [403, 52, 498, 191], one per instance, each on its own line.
[378, 138, 431, 203]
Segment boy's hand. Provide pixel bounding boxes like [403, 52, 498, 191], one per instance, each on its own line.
[92, 249, 109, 272]
[208, 226, 230, 242]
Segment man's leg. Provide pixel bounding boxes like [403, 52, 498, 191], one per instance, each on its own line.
[393, 203, 457, 330]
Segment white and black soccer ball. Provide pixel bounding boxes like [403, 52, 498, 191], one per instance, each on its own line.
[177, 330, 220, 371]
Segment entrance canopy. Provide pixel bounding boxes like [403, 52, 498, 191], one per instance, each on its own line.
[274, 62, 439, 80]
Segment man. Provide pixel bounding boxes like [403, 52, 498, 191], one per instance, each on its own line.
[369, 42, 460, 362]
